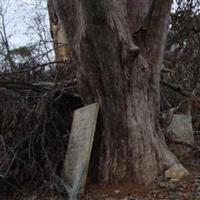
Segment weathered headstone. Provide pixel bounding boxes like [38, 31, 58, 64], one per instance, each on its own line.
[63, 103, 99, 200]
[167, 114, 194, 158]
[167, 114, 194, 144]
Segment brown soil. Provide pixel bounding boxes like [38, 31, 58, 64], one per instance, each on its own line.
[85, 183, 151, 199]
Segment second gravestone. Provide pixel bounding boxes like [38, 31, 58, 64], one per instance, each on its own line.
[63, 103, 99, 200]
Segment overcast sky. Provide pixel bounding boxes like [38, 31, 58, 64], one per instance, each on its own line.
[1, 0, 49, 47]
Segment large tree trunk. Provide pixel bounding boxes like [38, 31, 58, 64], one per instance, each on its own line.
[50, 0, 181, 184]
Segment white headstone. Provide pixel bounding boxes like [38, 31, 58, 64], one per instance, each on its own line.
[63, 103, 99, 200]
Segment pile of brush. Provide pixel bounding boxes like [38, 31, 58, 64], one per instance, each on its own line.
[0, 82, 82, 198]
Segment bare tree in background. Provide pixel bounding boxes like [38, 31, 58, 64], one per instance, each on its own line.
[0, 0, 69, 82]
[0, 0, 15, 72]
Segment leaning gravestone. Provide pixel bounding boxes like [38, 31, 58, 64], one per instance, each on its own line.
[63, 103, 99, 200]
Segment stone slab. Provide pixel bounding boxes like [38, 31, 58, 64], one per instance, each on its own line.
[63, 103, 99, 199]
[165, 164, 189, 180]
[167, 114, 194, 144]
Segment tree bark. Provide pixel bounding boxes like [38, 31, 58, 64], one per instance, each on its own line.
[48, 0, 71, 80]
[50, 0, 181, 185]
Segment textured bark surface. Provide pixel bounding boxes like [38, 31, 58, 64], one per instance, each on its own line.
[48, 0, 71, 80]
[48, 0, 70, 61]
[49, 0, 180, 185]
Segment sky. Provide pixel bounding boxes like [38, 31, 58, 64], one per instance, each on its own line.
[1, 0, 49, 48]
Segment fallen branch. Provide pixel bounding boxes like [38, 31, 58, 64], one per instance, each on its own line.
[166, 135, 200, 151]
[160, 80, 193, 97]
[0, 61, 66, 76]
[0, 81, 50, 93]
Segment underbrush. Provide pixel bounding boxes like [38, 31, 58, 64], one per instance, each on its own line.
[0, 85, 82, 199]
